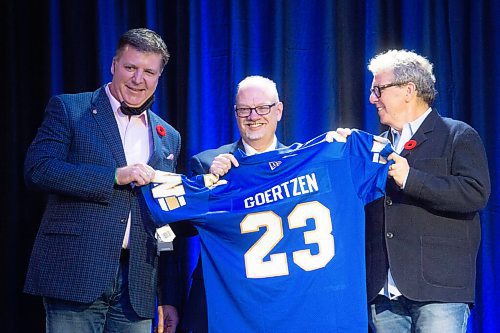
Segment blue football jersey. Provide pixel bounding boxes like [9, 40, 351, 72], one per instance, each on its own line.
[142, 130, 393, 333]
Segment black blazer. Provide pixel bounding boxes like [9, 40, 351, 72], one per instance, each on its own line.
[181, 139, 286, 332]
[365, 110, 490, 304]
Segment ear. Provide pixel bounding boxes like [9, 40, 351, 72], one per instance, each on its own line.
[111, 59, 116, 75]
[276, 102, 284, 121]
[407, 82, 417, 96]
[405, 82, 417, 102]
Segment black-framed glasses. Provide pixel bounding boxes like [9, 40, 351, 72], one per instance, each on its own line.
[370, 82, 409, 98]
[234, 103, 276, 118]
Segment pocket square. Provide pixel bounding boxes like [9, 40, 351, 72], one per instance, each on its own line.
[167, 153, 174, 160]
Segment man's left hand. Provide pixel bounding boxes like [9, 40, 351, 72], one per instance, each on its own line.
[387, 153, 410, 188]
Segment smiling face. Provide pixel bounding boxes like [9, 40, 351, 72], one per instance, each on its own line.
[369, 70, 409, 130]
[108, 45, 163, 108]
[235, 85, 283, 151]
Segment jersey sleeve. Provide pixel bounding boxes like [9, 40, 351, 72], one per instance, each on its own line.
[141, 171, 223, 226]
[348, 130, 393, 204]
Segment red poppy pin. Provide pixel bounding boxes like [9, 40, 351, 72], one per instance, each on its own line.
[404, 139, 417, 150]
[156, 124, 166, 137]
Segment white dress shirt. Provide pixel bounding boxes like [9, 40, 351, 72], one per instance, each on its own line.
[241, 136, 278, 156]
[105, 84, 153, 249]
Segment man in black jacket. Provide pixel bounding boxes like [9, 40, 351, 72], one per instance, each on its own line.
[365, 49, 490, 332]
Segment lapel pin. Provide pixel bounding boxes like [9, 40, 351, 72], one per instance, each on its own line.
[404, 140, 417, 150]
[156, 124, 166, 137]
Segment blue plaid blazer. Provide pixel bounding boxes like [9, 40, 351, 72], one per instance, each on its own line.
[24, 86, 181, 318]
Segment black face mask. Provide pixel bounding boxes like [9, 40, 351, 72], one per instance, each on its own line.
[120, 95, 155, 116]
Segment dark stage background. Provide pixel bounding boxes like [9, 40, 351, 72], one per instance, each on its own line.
[3, 0, 499, 332]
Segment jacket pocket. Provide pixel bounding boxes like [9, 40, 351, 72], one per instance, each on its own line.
[421, 235, 471, 288]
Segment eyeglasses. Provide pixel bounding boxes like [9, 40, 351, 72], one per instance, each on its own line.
[370, 82, 409, 98]
[235, 103, 276, 118]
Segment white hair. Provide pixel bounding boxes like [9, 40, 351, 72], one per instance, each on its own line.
[236, 75, 280, 102]
[368, 49, 437, 105]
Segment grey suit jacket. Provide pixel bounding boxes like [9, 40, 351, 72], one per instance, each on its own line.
[365, 110, 490, 304]
[24, 86, 181, 318]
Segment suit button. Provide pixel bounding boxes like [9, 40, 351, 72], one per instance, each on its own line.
[120, 218, 127, 224]
[385, 197, 393, 206]
[386, 232, 394, 239]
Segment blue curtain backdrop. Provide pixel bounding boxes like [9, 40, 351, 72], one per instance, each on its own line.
[4, 0, 498, 331]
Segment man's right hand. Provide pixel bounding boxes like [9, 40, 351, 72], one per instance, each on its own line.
[116, 163, 156, 186]
[209, 153, 239, 177]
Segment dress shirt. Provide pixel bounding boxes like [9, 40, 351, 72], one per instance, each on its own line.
[241, 136, 278, 156]
[105, 84, 153, 248]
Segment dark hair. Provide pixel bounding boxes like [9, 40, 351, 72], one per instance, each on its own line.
[115, 28, 170, 71]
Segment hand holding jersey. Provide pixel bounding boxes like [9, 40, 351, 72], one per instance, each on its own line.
[115, 163, 156, 185]
[335, 127, 409, 187]
[387, 153, 410, 187]
[208, 153, 239, 177]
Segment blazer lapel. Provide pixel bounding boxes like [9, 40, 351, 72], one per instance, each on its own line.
[400, 110, 438, 157]
[147, 112, 163, 167]
[232, 140, 245, 154]
[90, 87, 127, 166]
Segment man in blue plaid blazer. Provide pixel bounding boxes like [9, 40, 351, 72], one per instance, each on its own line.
[24, 28, 180, 333]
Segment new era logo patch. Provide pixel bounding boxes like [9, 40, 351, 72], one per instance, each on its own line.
[269, 161, 282, 170]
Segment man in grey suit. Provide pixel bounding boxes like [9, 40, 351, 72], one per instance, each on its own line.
[172, 75, 286, 333]
[364, 50, 490, 332]
[24, 28, 180, 333]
